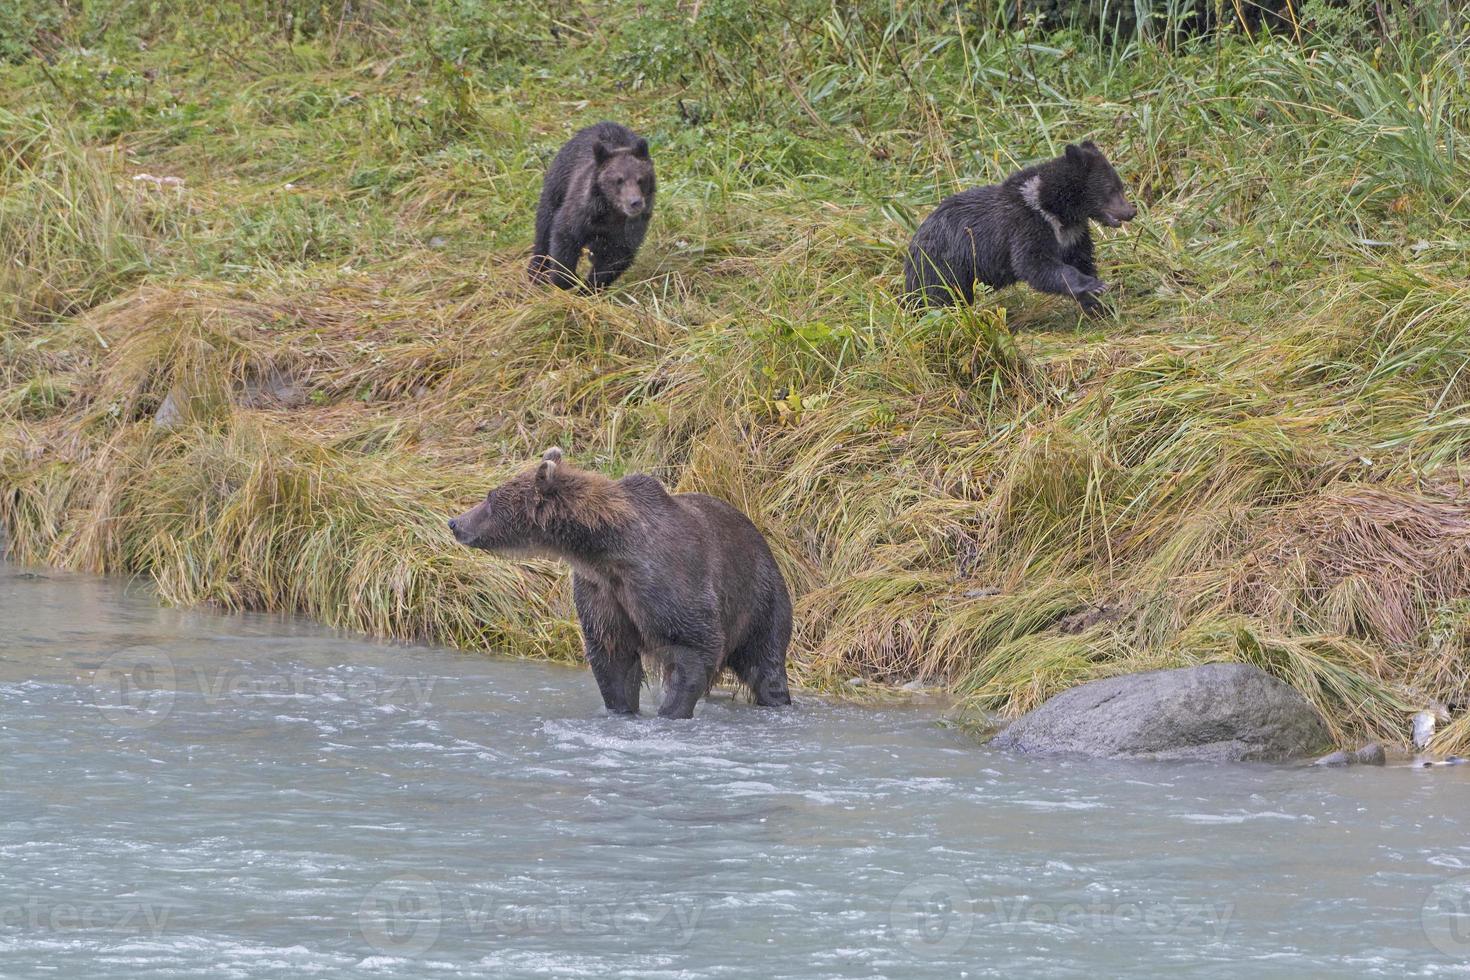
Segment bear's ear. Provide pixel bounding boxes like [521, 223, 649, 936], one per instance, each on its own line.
[593, 141, 611, 165]
[1064, 143, 1087, 165]
[632, 137, 650, 160]
[541, 447, 563, 465]
[535, 454, 559, 494]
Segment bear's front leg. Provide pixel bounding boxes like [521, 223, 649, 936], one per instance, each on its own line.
[585, 237, 635, 291]
[655, 648, 720, 720]
[544, 223, 586, 291]
[1013, 247, 1107, 309]
[586, 644, 642, 716]
[576, 578, 642, 715]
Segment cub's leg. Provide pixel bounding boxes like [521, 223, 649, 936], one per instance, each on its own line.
[529, 198, 558, 282]
[906, 245, 976, 308]
[586, 235, 636, 291]
[1063, 236, 1097, 279]
[1013, 247, 1107, 311]
[543, 219, 586, 291]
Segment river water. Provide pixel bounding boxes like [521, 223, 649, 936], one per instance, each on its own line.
[3, 563, 1469, 978]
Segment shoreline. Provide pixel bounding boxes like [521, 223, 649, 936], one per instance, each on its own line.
[4, 6, 1467, 756]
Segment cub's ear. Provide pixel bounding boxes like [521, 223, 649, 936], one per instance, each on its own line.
[1064, 143, 1087, 165]
[1081, 139, 1099, 150]
[592, 141, 611, 165]
[541, 447, 564, 465]
[632, 137, 650, 159]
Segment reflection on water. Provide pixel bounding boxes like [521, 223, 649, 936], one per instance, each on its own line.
[2, 564, 1469, 978]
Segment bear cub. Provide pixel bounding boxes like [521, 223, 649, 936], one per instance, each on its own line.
[449, 449, 792, 719]
[529, 122, 655, 292]
[904, 140, 1136, 314]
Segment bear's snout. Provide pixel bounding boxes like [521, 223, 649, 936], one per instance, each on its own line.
[1100, 197, 1137, 227]
[448, 511, 476, 546]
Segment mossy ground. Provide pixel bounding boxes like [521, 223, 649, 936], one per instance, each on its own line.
[3, 2, 1469, 749]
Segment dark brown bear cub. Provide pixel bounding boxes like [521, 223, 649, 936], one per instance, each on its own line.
[449, 449, 792, 719]
[904, 140, 1136, 314]
[529, 122, 655, 291]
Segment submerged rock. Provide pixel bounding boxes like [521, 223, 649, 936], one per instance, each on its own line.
[1354, 742, 1387, 766]
[990, 663, 1332, 763]
[1313, 742, 1387, 767]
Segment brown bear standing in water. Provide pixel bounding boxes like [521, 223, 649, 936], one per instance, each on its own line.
[448, 449, 792, 719]
[528, 122, 655, 291]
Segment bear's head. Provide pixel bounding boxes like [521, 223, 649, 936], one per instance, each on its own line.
[593, 139, 654, 220]
[449, 448, 636, 558]
[1062, 140, 1137, 228]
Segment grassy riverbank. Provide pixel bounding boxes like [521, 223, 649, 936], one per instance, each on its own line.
[3, 2, 1468, 749]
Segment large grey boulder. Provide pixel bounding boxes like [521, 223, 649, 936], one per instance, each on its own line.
[990, 663, 1332, 762]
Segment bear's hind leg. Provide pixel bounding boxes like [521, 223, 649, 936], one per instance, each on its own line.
[906, 247, 974, 309]
[529, 203, 557, 282]
[727, 617, 792, 707]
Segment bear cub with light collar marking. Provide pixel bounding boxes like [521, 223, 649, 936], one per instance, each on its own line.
[448, 449, 792, 719]
[529, 121, 655, 291]
[904, 140, 1136, 314]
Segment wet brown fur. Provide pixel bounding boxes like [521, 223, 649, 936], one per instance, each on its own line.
[449, 449, 793, 718]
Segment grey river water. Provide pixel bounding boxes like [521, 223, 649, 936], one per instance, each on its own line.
[3, 562, 1470, 978]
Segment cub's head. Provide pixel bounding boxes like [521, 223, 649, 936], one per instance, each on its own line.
[448, 448, 635, 557]
[1063, 140, 1137, 228]
[593, 138, 654, 219]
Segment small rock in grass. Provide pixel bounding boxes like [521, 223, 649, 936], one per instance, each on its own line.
[153, 390, 184, 429]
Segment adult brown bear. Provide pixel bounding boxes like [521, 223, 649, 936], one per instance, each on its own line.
[449, 450, 792, 719]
